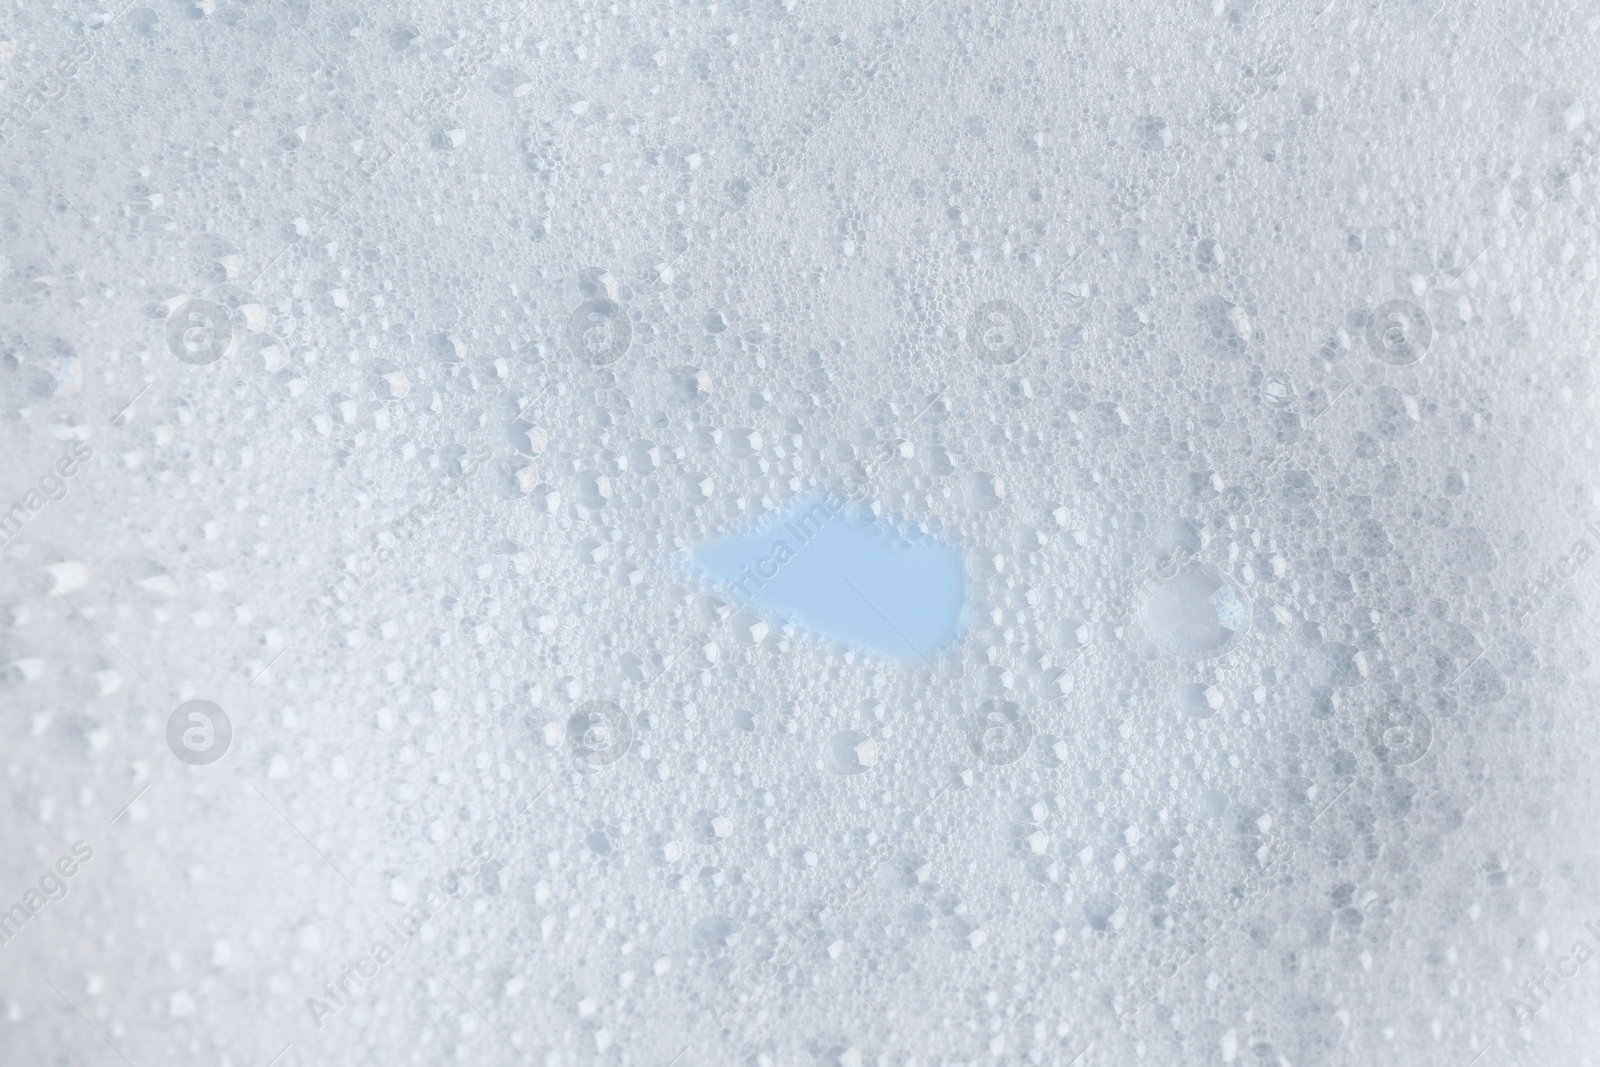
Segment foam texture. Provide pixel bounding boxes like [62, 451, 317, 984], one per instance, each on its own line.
[2, 2, 1600, 1065]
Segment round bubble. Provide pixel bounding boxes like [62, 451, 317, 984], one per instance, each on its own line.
[1174, 682, 1224, 718]
[1142, 563, 1252, 655]
[824, 730, 878, 775]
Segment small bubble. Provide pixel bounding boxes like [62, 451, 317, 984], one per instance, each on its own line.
[1261, 373, 1294, 405]
[695, 810, 734, 842]
[1135, 115, 1171, 151]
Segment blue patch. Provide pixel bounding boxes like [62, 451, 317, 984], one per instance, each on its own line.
[689, 491, 966, 664]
